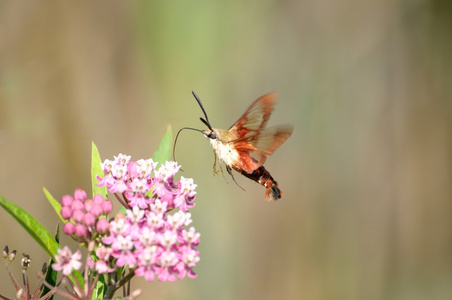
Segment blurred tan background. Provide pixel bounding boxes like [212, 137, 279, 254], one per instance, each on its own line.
[1, 1, 452, 299]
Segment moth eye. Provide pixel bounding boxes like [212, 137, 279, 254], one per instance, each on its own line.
[208, 132, 217, 139]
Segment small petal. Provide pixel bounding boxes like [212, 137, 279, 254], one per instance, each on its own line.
[90, 203, 103, 217]
[63, 222, 76, 235]
[61, 207, 72, 220]
[73, 189, 87, 201]
[61, 195, 73, 207]
[102, 200, 113, 215]
[96, 218, 110, 234]
[83, 212, 95, 226]
[71, 200, 84, 211]
[72, 210, 84, 223]
[75, 224, 87, 237]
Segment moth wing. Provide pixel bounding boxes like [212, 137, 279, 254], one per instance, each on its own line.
[233, 146, 266, 174]
[232, 126, 293, 173]
[227, 93, 293, 173]
[247, 125, 294, 155]
[228, 93, 277, 135]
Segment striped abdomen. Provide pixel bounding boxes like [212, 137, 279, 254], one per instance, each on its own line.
[240, 166, 282, 201]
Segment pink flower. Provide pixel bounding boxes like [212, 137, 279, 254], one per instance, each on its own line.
[166, 211, 192, 231]
[102, 215, 129, 245]
[63, 222, 76, 235]
[61, 195, 73, 207]
[61, 206, 72, 220]
[181, 227, 200, 246]
[175, 246, 199, 279]
[127, 178, 150, 209]
[138, 226, 157, 249]
[157, 251, 179, 282]
[96, 218, 110, 233]
[90, 203, 104, 217]
[72, 210, 84, 222]
[115, 154, 131, 166]
[158, 231, 178, 249]
[73, 189, 87, 201]
[52, 246, 82, 276]
[174, 176, 196, 212]
[75, 224, 87, 237]
[101, 199, 113, 214]
[83, 212, 95, 226]
[153, 161, 181, 200]
[106, 167, 127, 193]
[135, 246, 159, 281]
[92, 246, 115, 274]
[71, 200, 84, 211]
[111, 235, 136, 267]
[145, 211, 165, 230]
[96, 172, 115, 190]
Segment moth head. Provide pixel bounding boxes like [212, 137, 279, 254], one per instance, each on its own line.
[202, 129, 217, 140]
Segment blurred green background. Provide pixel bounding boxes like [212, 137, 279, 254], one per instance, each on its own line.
[1, 1, 452, 299]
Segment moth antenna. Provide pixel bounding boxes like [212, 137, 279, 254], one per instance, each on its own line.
[200, 117, 211, 130]
[192, 91, 213, 130]
[173, 127, 204, 162]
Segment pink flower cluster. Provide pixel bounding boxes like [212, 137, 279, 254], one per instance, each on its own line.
[57, 154, 200, 282]
[102, 203, 200, 281]
[61, 189, 112, 242]
[96, 155, 200, 281]
[97, 154, 196, 212]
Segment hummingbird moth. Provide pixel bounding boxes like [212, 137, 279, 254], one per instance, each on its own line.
[174, 92, 294, 201]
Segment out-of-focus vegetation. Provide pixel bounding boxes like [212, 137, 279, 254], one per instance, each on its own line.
[1, 1, 451, 299]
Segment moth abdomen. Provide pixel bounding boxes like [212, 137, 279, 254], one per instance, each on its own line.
[240, 166, 282, 201]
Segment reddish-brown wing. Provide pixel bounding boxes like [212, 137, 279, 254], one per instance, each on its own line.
[227, 93, 294, 173]
[228, 93, 277, 135]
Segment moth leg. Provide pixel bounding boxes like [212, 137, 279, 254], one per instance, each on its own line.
[218, 159, 228, 183]
[212, 150, 220, 176]
[226, 165, 245, 191]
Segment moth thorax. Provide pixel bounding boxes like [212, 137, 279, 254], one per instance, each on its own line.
[210, 139, 239, 167]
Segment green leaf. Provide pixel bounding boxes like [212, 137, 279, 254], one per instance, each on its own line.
[43, 187, 64, 223]
[93, 277, 105, 300]
[152, 126, 173, 165]
[0, 197, 60, 258]
[41, 225, 60, 299]
[92, 141, 107, 198]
